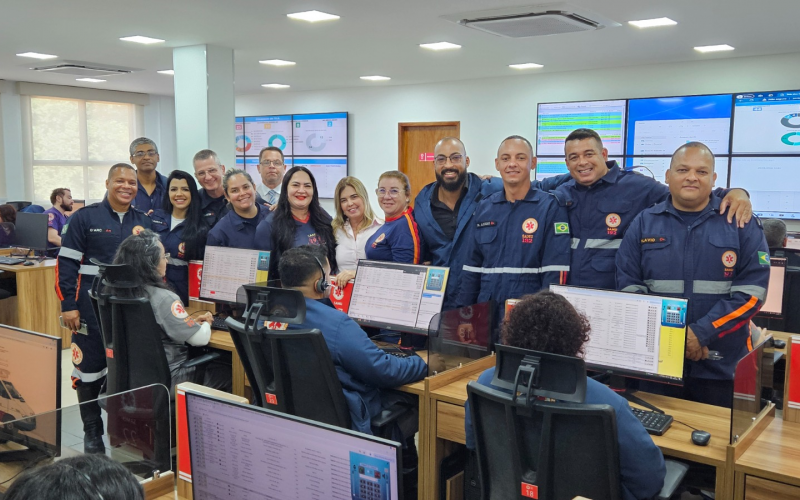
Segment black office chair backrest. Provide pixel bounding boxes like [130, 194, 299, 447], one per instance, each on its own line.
[468, 382, 621, 500]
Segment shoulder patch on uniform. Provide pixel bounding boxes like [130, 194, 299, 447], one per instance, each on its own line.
[554, 222, 569, 234]
[171, 300, 188, 319]
[758, 251, 770, 266]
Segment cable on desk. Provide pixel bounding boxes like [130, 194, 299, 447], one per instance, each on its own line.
[671, 419, 700, 432]
[0, 454, 50, 485]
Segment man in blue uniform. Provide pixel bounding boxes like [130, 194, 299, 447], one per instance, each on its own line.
[193, 149, 228, 228]
[552, 128, 753, 290]
[616, 142, 770, 407]
[457, 136, 571, 318]
[43, 187, 73, 255]
[415, 138, 569, 310]
[130, 137, 168, 213]
[56, 164, 152, 452]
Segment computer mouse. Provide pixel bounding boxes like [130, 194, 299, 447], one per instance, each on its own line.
[23, 261, 34, 266]
[773, 339, 787, 349]
[691, 430, 711, 446]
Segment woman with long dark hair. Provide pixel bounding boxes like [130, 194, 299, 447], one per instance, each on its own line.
[149, 170, 209, 303]
[255, 166, 336, 278]
[109, 230, 230, 393]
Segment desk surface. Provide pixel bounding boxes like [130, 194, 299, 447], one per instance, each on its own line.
[0, 259, 56, 273]
[736, 418, 800, 485]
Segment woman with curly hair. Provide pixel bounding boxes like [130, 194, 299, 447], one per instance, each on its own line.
[464, 291, 666, 500]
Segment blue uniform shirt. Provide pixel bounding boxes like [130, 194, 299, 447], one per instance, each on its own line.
[464, 367, 666, 500]
[206, 205, 269, 249]
[364, 207, 421, 264]
[133, 171, 168, 213]
[289, 298, 428, 434]
[457, 186, 571, 311]
[43, 207, 68, 252]
[150, 209, 206, 304]
[616, 196, 770, 380]
[198, 189, 228, 228]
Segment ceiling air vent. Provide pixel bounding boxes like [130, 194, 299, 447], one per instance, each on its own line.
[31, 61, 137, 77]
[444, 3, 620, 38]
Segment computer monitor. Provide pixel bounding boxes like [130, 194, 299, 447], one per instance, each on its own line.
[625, 156, 730, 188]
[759, 257, 786, 316]
[185, 390, 402, 500]
[550, 285, 687, 386]
[536, 100, 627, 156]
[0, 325, 61, 461]
[729, 156, 800, 220]
[732, 89, 800, 154]
[12, 212, 48, 254]
[199, 246, 270, 304]
[348, 260, 450, 335]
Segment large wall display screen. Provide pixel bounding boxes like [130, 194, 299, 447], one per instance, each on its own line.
[729, 156, 800, 219]
[537, 100, 626, 156]
[733, 91, 800, 154]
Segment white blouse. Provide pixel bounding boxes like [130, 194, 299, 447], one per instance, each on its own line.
[334, 218, 384, 271]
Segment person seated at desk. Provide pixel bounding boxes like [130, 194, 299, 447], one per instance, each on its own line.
[464, 291, 666, 500]
[207, 169, 269, 249]
[110, 229, 231, 394]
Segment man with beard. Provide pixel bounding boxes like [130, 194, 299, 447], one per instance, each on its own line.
[44, 187, 73, 254]
[414, 137, 568, 310]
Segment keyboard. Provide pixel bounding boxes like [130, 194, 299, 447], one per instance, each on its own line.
[631, 408, 673, 436]
[211, 316, 229, 332]
[0, 257, 25, 265]
[381, 347, 415, 359]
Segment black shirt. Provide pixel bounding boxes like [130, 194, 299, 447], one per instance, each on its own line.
[430, 183, 468, 241]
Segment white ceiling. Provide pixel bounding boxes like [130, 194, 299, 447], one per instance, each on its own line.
[0, 0, 797, 97]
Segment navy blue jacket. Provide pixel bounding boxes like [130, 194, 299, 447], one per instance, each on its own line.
[465, 367, 666, 500]
[206, 205, 269, 249]
[456, 186, 571, 312]
[616, 196, 770, 380]
[56, 199, 151, 311]
[133, 171, 168, 213]
[364, 207, 421, 264]
[289, 298, 428, 434]
[198, 189, 228, 228]
[150, 210, 207, 304]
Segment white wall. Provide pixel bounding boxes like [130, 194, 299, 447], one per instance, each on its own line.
[143, 94, 178, 172]
[236, 51, 800, 226]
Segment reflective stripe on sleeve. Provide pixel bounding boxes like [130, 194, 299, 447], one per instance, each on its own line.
[730, 285, 767, 301]
[71, 367, 108, 383]
[59, 246, 84, 260]
[692, 280, 732, 295]
[571, 238, 580, 250]
[644, 279, 684, 294]
[78, 265, 99, 275]
[167, 257, 189, 266]
[584, 239, 622, 250]
[622, 285, 649, 293]
[462, 265, 570, 274]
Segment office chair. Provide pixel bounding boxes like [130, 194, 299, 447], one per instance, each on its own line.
[467, 345, 687, 500]
[0, 271, 10, 300]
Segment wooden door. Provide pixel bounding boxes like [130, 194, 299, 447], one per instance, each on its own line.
[398, 122, 460, 206]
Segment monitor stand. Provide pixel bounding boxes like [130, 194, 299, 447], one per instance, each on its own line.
[599, 374, 666, 414]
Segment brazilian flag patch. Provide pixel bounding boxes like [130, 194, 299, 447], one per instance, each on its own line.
[758, 251, 770, 266]
[554, 222, 570, 234]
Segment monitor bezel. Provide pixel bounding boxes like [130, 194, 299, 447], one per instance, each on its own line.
[12, 212, 49, 253]
[198, 246, 269, 305]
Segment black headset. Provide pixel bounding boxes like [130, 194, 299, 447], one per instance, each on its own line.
[313, 256, 329, 294]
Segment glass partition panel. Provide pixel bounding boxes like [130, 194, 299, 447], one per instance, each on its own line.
[730, 336, 775, 443]
[427, 302, 494, 376]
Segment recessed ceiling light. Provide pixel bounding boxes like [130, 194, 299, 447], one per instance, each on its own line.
[509, 63, 544, 70]
[360, 76, 391, 81]
[628, 17, 677, 28]
[119, 35, 165, 45]
[157, 69, 174, 75]
[17, 52, 58, 60]
[420, 42, 461, 51]
[694, 44, 735, 53]
[259, 59, 296, 66]
[287, 10, 339, 22]
[76, 78, 106, 83]
[262, 83, 290, 89]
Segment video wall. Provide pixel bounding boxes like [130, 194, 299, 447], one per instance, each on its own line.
[235, 112, 348, 198]
[536, 90, 800, 219]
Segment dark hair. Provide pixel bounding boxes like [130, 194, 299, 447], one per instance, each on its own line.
[222, 168, 255, 195]
[297, 243, 328, 266]
[763, 218, 787, 249]
[50, 188, 71, 205]
[161, 170, 209, 260]
[671, 141, 715, 165]
[502, 291, 591, 357]
[565, 128, 604, 150]
[279, 247, 323, 288]
[108, 163, 136, 180]
[259, 146, 285, 162]
[107, 229, 169, 298]
[0, 204, 17, 225]
[271, 166, 337, 273]
[498, 135, 534, 157]
[4, 454, 144, 500]
[129, 137, 158, 156]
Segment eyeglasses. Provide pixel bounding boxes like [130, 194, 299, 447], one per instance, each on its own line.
[376, 188, 402, 198]
[196, 167, 219, 178]
[434, 154, 464, 166]
[133, 150, 158, 158]
[259, 160, 284, 167]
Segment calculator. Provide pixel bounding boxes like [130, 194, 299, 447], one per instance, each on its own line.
[353, 464, 388, 500]
[662, 304, 686, 328]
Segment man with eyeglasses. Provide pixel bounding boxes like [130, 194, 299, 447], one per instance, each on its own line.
[193, 149, 228, 227]
[256, 146, 286, 205]
[129, 137, 168, 213]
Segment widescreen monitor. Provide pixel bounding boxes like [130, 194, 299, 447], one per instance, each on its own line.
[550, 285, 687, 385]
[759, 257, 786, 316]
[292, 112, 348, 156]
[348, 260, 449, 335]
[0, 325, 61, 461]
[535, 157, 623, 181]
[626, 94, 733, 156]
[732, 90, 800, 154]
[244, 115, 293, 156]
[12, 212, 48, 253]
[234, 117, 245, 156]
[729, 156, 800, 219]
[291, 157, 348, 198]
[624, 156, 730, 188]
[199, 246, 270, 304]
[537, 100, 627, 156]
[185, 390, 402, 500]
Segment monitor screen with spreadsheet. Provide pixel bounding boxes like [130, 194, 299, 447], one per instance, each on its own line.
[536, 100, 627, 156]
[185, 390, 402, 500]
[199, 246, 270, 304]
[550, 285, 687, 385]
[348, 260, 450, 335]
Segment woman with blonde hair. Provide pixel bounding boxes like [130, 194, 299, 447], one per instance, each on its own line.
[332, 176, 383, 287]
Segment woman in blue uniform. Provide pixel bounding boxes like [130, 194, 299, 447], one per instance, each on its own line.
[365, 171, 421, 264]
[207, 169, 269, 249]
[150, 170, 209, 304]
[254, 166, 336, 278]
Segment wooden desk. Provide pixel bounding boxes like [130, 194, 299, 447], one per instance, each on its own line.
[734, 418, 800, 499]
[0, 259, 70, 346]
